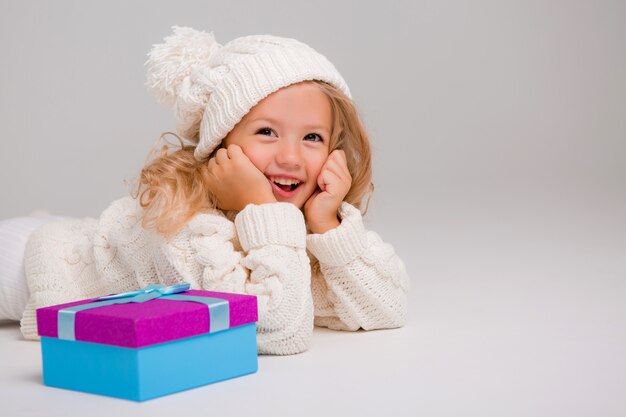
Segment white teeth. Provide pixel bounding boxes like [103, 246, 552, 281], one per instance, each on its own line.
[269, 176, 301, 186]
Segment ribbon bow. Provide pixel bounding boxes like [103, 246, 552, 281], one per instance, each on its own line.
[57, 283, 230, 341]
[96, 283, 191, 302]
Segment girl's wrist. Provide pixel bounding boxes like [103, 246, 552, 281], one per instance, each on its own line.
[309, 216, 341, 234]
[246, 193, 277, 207]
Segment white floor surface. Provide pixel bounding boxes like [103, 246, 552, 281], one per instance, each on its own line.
[1, 196, 624, 417]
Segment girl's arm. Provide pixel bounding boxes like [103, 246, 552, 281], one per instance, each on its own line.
[163, 202, 313, 355]
[307, 202, 410, 331]
[233, 202, 314, 355]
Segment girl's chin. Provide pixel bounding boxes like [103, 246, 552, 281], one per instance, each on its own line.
[274, 196, 306, 209]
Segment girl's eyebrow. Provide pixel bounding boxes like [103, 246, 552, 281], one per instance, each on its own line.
[249, 116, 330, 134]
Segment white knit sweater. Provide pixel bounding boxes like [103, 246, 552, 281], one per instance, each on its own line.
[20, 196, 410, 355]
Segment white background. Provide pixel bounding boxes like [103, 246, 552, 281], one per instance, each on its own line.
[1, 1, 625, 416]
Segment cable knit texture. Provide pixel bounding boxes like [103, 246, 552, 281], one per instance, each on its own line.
[144, 26, 351, 160]
[20, 197, 409, 355]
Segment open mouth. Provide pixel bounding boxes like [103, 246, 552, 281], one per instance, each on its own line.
[268, 176, 302, 196]
[274, 182, 300, 191]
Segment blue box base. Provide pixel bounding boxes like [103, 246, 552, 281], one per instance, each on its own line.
[41, 323, 258, 401]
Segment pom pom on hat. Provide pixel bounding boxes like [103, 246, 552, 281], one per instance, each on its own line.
[145, 26, 221, 105]
[145, 26, 223, 141]
[145, 26, 351, 159]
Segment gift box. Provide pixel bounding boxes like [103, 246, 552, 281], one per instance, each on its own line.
[36, 284, 259, 401]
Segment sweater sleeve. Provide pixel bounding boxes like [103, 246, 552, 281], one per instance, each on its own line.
[155, 210, 249, 294]
[20, 196, 145, 340]
[162, 203, 314, 355]
[234, 202, 314, 355]
[306, 202, 410, 331]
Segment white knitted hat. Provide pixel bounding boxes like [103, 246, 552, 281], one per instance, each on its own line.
[145, 26, 351, 161]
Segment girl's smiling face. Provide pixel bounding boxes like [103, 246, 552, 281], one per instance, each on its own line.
[223, 81, 332, 209]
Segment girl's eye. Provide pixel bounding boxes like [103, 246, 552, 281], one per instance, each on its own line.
[304, 133, 323, 142]
[256, 128, 276, 136]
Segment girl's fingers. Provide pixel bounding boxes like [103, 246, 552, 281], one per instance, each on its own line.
[215, 148, 229, 165]
[317, 168, 342, 193]
[329, 149, 351, 177]
[332, 149, 347, 164]
[330, 149, 345, 162]
[207, 157, 217, 172]
[323, 159, 344, 180]
[324, 158, 351, 184]
[226, 144, 244, 159]
[317, 169, 327, 191]
[228, 144, 255, 169]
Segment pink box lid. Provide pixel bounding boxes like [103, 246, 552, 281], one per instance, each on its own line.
[36, 289, 258, 348]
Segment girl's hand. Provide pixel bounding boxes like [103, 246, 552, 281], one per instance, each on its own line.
[304, 149, 352, 234]
[206, 144, 276, 211]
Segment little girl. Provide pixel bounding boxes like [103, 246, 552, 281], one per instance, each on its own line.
[0, 26, 410, 355]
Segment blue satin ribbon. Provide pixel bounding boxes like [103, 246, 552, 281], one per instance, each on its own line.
[57, 284, 230, 341]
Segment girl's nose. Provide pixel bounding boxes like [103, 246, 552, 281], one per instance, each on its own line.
[276, 139, 302, 167]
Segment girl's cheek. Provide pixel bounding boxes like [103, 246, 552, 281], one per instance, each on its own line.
[242, 144, 269, 170]
[314, 154, 329, 175]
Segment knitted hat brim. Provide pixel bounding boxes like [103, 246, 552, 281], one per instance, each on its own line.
[194, 47, 351, 160]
